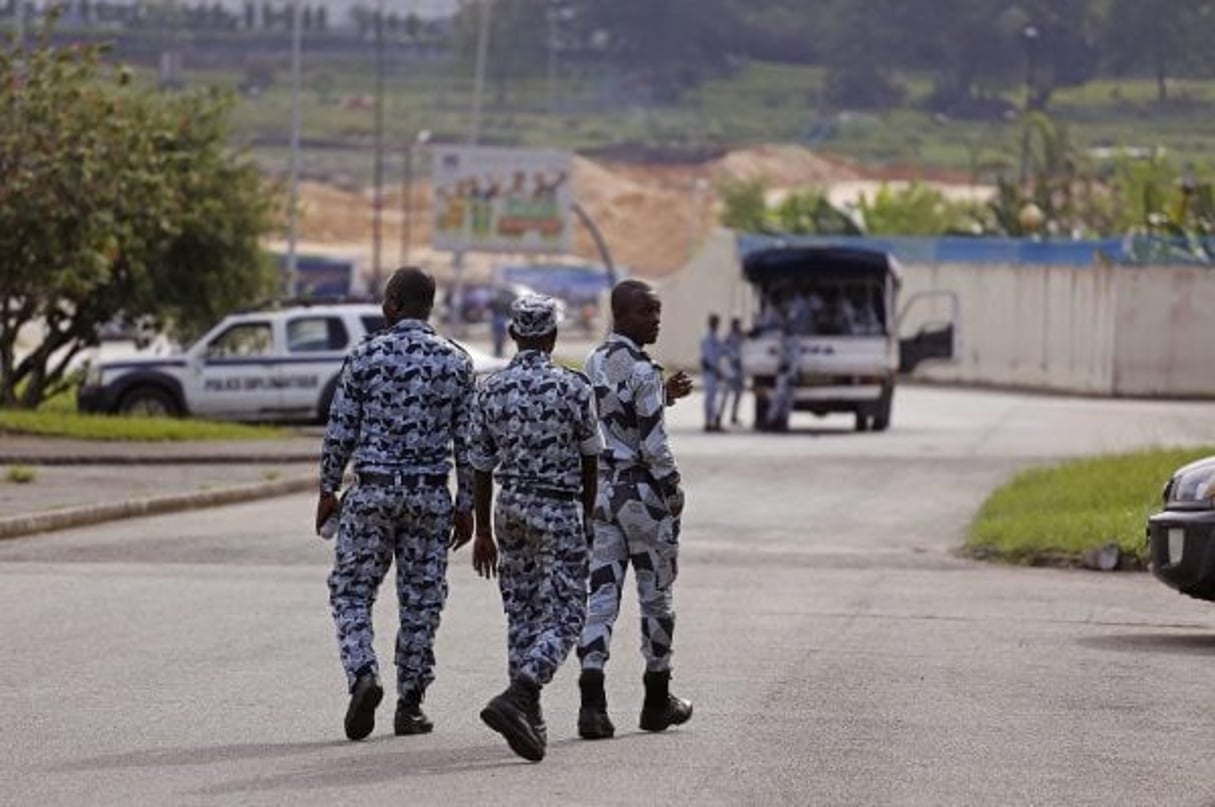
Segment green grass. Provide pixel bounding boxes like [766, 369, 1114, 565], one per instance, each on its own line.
[0, 408, 288, 442]
[966, 446, 1215, 567]
[5, 465, 37, 484]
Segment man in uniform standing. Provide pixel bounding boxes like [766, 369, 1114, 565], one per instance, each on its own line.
[718, 316, 745, 428]
[577, 279, 694, 740]
[469, 294, 602, 762]
[699, 313, 724, 432]
[316, 266, 475, 742]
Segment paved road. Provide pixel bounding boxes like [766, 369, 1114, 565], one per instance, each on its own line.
[3, 386, 1215, 806]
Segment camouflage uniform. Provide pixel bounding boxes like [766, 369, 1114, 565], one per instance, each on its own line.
[471, 349, 602, 685]
[320, 318, 474, 700]
[718, 326, 745, 425]
[579, 333, 683, 674]
[699, 327, 724, 429]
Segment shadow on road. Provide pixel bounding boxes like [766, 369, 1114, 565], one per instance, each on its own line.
[51, 740, 343, 771]
[193, 739, 586, 795]
[1079, 632, 1215, 656]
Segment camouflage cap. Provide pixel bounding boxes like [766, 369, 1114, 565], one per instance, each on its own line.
[510, 293, 560, 337]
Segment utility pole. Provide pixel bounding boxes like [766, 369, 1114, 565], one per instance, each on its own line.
[371, 0, 386, 297]
[469, 0, 491, 146]
[286, 0, 302, 297]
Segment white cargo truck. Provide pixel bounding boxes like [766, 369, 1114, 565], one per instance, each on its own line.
[740, 245, 957, 432]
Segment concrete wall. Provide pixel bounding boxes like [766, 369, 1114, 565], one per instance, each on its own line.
[650, 230, 1215, 398]
[1111, 266, 1215, 396]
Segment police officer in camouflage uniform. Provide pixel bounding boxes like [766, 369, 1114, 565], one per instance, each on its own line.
[577, 279, 694, 740]
[315, 266, 475, 742]
[469, 294, 602, 762]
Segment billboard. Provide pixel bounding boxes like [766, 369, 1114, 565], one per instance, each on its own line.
[431, 146, 573, 254]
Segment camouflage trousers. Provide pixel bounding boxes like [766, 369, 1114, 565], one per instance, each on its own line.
[494, 487, 589, 686]
[328, 480, 452, 698]
[578, 476, 679, 674]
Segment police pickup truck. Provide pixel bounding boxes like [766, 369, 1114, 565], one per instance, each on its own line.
[78, 301, 506, 422]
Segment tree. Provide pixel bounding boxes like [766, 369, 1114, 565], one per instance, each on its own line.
[0, 15, 279, 408]
[1104, 0, 1210, 103]
[563, 0, 741, 103]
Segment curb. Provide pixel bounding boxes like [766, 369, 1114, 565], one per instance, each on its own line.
[0, 454, 318, 466]
[0, 473, 319, 541]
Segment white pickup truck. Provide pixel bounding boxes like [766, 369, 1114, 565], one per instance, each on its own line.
[740, 245, 957, 432]
[77, 301, 506, 422]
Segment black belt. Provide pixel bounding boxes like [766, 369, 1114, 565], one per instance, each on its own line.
[604, 465, 652, 483]
[357, 471, 448, 487]
[502, 485, 579, 502]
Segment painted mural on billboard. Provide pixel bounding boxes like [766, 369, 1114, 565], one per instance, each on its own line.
[431, 146, 573, 254]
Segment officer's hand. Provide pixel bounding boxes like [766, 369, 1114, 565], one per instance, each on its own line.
[472, 532, 498, 579]
[450, 509, 474, 550]
[315, 492, 339, 534]
[666, 487, 685, 519]
[665, 371, 693, 404]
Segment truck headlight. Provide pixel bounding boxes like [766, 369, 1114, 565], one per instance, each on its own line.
[1168, 458, 1215, 504]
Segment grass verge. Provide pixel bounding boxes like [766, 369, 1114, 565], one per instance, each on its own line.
[0, 409, 288, 442]
[965, 446, 1215, 568]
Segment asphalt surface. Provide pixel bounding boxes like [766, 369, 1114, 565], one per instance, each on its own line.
[3, 386, 1215, 806]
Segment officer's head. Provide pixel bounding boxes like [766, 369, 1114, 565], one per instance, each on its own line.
[508, 293, 559, 353]
[708, 313, 720, 332]
[611, 280, 661, 346]
[382, 266, 436, 326]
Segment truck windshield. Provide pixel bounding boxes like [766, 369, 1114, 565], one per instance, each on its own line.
[754, 278, 886, 337]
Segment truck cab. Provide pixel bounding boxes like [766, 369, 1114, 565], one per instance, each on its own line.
[740, 245, 955, 432]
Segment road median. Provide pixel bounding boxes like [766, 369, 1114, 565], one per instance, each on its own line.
[0, 472, 318, 541]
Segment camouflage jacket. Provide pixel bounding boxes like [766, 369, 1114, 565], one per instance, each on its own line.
[470, 349, 602, 494]
[320, 318, 475, 511]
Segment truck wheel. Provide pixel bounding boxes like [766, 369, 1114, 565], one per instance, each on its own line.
[753, 395, 769, 431]
[854, 412, 871, 432]
[119, 386, 178, 417]
[871, 382, 893, 432]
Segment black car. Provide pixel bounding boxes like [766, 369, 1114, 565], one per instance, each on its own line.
[1146, 456, 1215, 601]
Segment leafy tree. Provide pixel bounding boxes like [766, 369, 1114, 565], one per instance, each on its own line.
[857, 183, 980, 236]
[717, 178, 860, 235]
[563, 0, 741, 103]
[901, 0, 1099, 116]
[1103, 0, 1211, 102]
[815, 0, 905, 110]
[0, 15, 279, 408]
[718, 177, 771, 233]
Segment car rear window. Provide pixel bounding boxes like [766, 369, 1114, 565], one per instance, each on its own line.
[288, 317, 349, 352]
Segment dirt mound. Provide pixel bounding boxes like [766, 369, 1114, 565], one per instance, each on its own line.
[293, 144, 917, 277]
[709, 144, 861, 188]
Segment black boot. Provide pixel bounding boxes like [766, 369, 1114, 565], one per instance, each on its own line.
[480, 678, 545, 762]
[639, 669, 693, 732]
[394, 690, 433, 735]
[344, 671, 383, 741]
[577, 669, 615, 740]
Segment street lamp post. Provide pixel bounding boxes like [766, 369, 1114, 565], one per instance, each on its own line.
[1018, 23, 1040, 186]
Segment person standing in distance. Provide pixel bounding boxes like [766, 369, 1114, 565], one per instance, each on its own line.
[469, 294, 603, 762]
[316, 266, 475, 742]
[578, 279, 694, 740]
[699, 313, 724, 432]
[718, 316, 745, 428]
